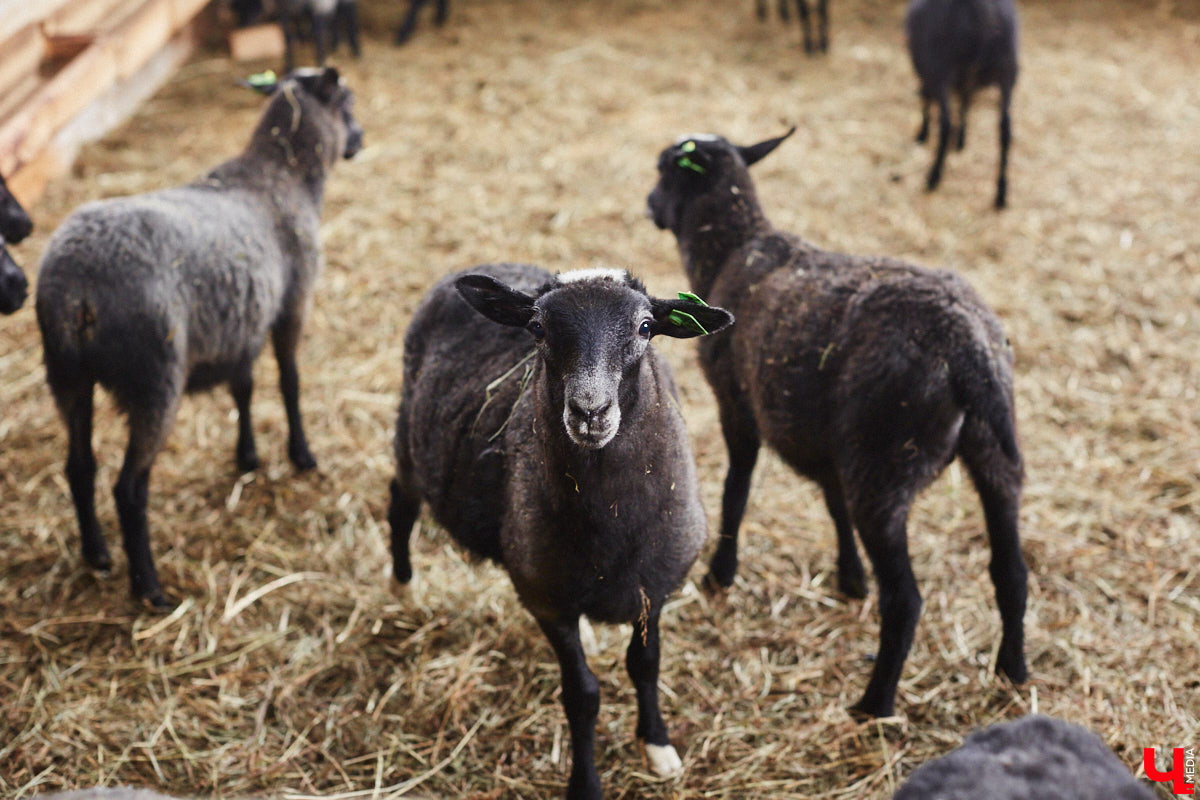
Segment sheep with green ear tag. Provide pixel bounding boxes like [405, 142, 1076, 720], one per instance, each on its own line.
[388, 263, 733, 800]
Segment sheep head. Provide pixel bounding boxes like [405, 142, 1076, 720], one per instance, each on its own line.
[457, 269, 732, 449]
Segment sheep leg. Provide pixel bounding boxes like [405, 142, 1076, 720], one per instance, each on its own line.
[705, 406, 760, 591]
[388, 477, 420, 584]
[395, 0, 428, 44]
[755, 0, 767, 21]
[338, 1, 361, 57]
[926, 90, 951, 191]
[61, 382, 110, 573]
[777, 0, 790, 22]
[995, 86, 1013, 209]
[915, 98, 930, 144]
[817, 0, 828, 52]
[230, 364, 259, 473]
[311, 10, 333, 65]
[955, 88, 970, 151]
[272, 318, 317, 471]
[848, 496, 921, 718]
[280, 10, 300, 72]
[626, 606, 682, 777]
[434, 0, 448, 26]
[797, 0, 815, 53]
[959, 434, 1027, 683]
[818, 476, 866, 599]
[539, 617, 602, 800]
[113, 399, 180, 611]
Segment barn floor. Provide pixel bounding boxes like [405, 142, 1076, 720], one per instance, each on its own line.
[2, 0, 1198, 797]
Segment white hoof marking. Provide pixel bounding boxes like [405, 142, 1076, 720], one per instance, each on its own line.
[643, 742, 683, 778]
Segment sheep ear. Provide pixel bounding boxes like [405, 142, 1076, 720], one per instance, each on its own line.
[456, 275, 536, 328]
[649, 294, 734, 339]
[315, 66, 341, 102]
[737, 127, 796, 166]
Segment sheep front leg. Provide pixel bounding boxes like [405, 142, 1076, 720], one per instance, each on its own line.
[915, 97, 931, 144]
[626, 606, 682, 779]
[816, 0, 828, 52]
[311, 9, 334, 65]
[797, 0, 815, 53]
[272, 317, 317, 471]
[539, 617, 602, 800]
[818, 475, 866, 599]
[230, 364, 259, 472]
[395, 0, 428, 44]
[995, 85, 1013, 209]
[388, 477, 420, 584]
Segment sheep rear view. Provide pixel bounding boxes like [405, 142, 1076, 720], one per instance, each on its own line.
[35, 66, 362, 610]
[894, 715, 1156, 800]
[906, 0, 1019, 208]
[647, 130, 1027, 718]
[390, 264, 732, 800]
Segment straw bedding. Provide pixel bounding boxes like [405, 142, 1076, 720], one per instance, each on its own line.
[1, 0, 1197, 797]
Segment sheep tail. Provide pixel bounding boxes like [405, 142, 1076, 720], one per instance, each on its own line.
[950, 345, 1020, 464]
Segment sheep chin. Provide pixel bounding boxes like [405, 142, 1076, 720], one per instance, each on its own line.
[562, 408, 620, 450]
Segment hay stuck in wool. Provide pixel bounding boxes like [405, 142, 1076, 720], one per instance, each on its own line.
[2, 0, 1197, 798]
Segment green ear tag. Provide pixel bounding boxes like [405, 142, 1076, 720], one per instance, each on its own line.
[246, 69, 278, 89]
[675, 140, 706, 174]
[667, 291, 711, 334]
[681, 141, 697, 153]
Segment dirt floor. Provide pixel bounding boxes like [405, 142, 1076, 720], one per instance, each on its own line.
[2, 0, 1198, 797]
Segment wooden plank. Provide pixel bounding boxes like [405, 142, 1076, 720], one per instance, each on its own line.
[0, 0, 72, 47]
[5, 146, 62, 210]
[0, 25, 44, 113]
[110, 0, 175, 80]
[42, 0, 146, 37]
[229, 23, 285, 62]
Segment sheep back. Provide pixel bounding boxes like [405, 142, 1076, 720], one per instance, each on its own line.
[36, 184, 302, 405]
[395, 262, 550, 563]
[894, 715, 1155, 800]
[702, 231, 1016, 476]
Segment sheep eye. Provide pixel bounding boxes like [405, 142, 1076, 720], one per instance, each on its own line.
[638, 319, 653, 338]
[528, 320, 545, 339]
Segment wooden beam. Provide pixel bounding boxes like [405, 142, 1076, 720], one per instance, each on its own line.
[0, 0, 72, 47]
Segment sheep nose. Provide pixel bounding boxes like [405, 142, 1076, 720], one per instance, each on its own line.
[569, 398, 612, 423]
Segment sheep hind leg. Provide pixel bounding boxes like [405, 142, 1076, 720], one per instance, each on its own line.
[388, 477, 420, 585]
[959, 430, 1027, 683]
[705, 406, 760, 591]
[796, 0, 815, 53]
[626, 606, 682, 778]
[433, 0, 448, 26]
[915, 97, 930, 144]
[395, 0, 428, 44]
[847, 492, 921, 719]
[539, 617, 602, 800]
[995, 85, 1013, 209]
[60, 381, 110, 573]
[925, 90, 952, 191]
[272, 316, 317, 471]
[817, 0, 828, 52]
[230, 364, 258, 473]
[113, 392, 181, 611]
[818, 475, 866, 599]
[956, 87, 970, 151]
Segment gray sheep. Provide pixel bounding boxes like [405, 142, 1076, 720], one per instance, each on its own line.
[389, 264, 733, 800]
[35, 67, 362, 610]
[1, 174, 34, 314]
[906, 0, 1019, 208]
[757, 0, 830, 54]
[894, 715, 1156, 800]
[646, 130, 1027, 718]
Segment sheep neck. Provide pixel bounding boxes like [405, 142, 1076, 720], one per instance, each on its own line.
[678, 175, 773, 299]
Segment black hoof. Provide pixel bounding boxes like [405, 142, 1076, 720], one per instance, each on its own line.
[925, 172, 942, 192]
[838, 571, 868, 600]
[138, 591, 178, 613]
[289, 446, 317, 471]
[849, 698, 891, 720]
[236, 450, 260, 473]
[84, 550, 113, 574]
[701, 571, 732, 595]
